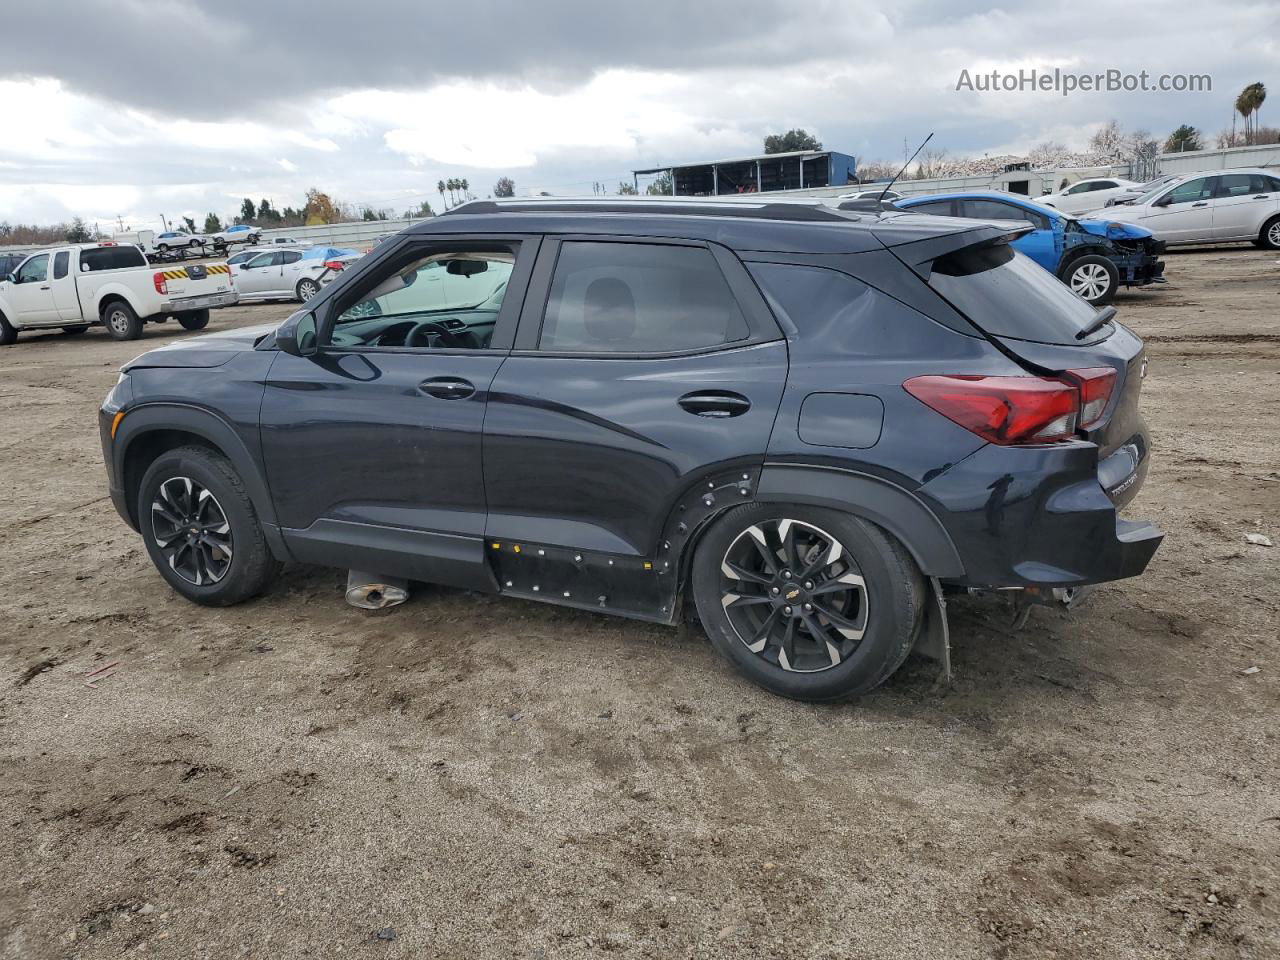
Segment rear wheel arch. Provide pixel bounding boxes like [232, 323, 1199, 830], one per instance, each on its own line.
[752, 464, 964, 579]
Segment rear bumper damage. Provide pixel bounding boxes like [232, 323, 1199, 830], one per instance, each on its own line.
[918, 437, 1163, 589]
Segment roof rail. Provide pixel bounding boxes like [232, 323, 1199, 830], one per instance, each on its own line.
[441, 197, 856, 223]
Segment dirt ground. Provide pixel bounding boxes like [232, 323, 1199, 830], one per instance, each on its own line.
[1, 245, 1277, 960]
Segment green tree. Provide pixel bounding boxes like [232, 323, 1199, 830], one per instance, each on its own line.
[645, 171, 673, 195]
[493, 176, 515, 198]
[617, 181, 638, 195]
[257, 199, 281, 224]
[238, 197, 256, 224]
[203, 212, 223, 233]
[65, 217, 92, 243]
[437, 179, 446, 208]
[763, 128, 822, 154]
[1164, 124, 1204, 153]
[181, 216, 197, 233]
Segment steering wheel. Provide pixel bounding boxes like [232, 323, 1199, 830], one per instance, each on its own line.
[405, 320, 478, 349]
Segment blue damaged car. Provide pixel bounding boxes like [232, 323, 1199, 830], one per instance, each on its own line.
[895, 191, 1165, 305]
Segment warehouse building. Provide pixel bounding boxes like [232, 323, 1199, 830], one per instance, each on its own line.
[632, 150, 857, 196]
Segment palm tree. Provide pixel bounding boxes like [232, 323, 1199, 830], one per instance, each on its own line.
[437, 179, 446, 208]
[460, 178, 470, 201]
[1236, 82, 1267, 144]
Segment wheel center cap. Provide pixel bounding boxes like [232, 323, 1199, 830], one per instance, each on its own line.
[783, 584, 803, 603]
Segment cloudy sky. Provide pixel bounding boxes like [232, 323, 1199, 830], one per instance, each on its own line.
[1, 0, 1276, 230]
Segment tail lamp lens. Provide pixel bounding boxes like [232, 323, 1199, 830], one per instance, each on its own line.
[324, 259, 345, 271]
[152, 272, 167, 295]
[903, 369, 1116, 445]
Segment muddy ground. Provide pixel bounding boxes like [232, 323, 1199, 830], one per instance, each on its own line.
[1, 246, 1277, 960]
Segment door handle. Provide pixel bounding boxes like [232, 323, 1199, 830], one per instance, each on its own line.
[1191, 202, 1208, 207]
[677, 390, 751, 418]
[418, 376, 475, 400]
[39, 285, 50, 290]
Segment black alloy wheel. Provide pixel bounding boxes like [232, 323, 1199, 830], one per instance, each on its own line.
[150, 476, 234, 586]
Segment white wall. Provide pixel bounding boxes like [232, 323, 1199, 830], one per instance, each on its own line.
[1157, 142, 1280, 174]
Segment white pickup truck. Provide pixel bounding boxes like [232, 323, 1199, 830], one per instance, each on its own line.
[0, 242, 237, 345]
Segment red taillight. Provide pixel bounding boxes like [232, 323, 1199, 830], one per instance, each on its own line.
[1064, 367, 1117, 428]
[324, 259, 345, 271]
[153, 272, 167, 295]
[903, 369, 1114, 445]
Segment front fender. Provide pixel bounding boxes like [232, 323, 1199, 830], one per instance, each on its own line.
[108, 402, 281, 543]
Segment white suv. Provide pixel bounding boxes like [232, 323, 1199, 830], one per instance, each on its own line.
[1098, 168, 1280, 248]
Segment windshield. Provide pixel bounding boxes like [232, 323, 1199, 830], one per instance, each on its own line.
[927, 242, 1104, 344]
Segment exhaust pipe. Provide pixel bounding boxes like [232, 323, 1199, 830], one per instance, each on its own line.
[345, 570, 409, 610]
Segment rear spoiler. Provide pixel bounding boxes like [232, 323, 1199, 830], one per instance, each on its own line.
[872, 220, 1034, 279]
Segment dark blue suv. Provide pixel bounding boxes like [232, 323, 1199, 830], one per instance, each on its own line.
[100, 199, 1162, 701]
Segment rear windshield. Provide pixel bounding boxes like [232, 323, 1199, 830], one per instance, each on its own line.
[927, 243, 1101, 344]
[80, 246, 147, 271]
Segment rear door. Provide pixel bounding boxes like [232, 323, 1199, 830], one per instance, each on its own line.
[278, 249, 305, 294]
[1209, 172, 1280, 240]
[481, 236, 787, 610]
[51, 250, 82, 320]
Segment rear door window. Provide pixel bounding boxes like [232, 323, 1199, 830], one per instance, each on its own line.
[538, 241, 749, 354]
[904, 199, 954, 216]
[926, 242, 1100, 344]
[53, 251, 70, 279]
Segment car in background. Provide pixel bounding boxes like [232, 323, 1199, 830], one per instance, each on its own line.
[154, 230, 207, 254]
[838, 188, 902, 201]
[231, 246, 358, 302]
[896, 191, 1164, 304]
[1035, 177, 1140, 214]
[1096, 168, 1280, 248]
[1105, 174, 1179, 207]
[211, 224, 262, 249]
[267, 236, 301, 246]
[226, 247, 269, 268]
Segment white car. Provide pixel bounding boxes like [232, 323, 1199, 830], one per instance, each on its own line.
[0, 242, 235, 343]
[1034, 177, 1140, 215]
[1096, 167, 1280, 247]
[1105, 175, 1179, 207]
[231, 247, 356, 302]
[838, 188, 902, 201]
[153, 230, 207, 254]
[211, 224, 262, 248]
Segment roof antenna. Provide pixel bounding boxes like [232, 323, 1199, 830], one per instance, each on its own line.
[879, 132, 933, 202]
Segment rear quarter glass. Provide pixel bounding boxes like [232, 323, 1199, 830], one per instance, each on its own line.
[927, 244, 1101, 345]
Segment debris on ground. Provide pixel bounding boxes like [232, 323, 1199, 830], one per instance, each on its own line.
[1242, 666, 1261, 676]
[374, 927, 397, 941]
[83, 661, 120, 688]
[1245, 533, 1273, 547]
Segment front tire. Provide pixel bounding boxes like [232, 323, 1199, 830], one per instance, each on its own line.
[0, 311, 17, 346]
[1061, 254, 1119, 305]
[137, 446, 280, 606]
[1259, 215, 1280, 251]
[691, 504, 925, 702]
[296, 278, 320, 302]
[177, 309, 210, 331]
[102, 300, 142, 340]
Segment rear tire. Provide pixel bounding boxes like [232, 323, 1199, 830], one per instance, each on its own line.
[296, 278, 320, 302]
[137, 446, 280, 606]
[1260, 215, 1280, 251]
[177, 309, 210, 331]
[0, 311, 17, 346]
[103, 300, 142, 340]
[62, 325, 90, 335]
[691, 504, 925, 702]
[1061, 254, 1119, 305]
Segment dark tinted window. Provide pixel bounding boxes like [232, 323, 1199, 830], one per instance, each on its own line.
[53, 251, 70, 279]
[957, 199, 1049, 230]
[281, 250, 302, 264]
[539, 242, 748, 354]
[927, 243, 1101, 344]
[1265, 175, 1280, 193]
[80, 246, 147, 271]
[747, 262, 871, 335]
[905, 199, 953, 216]
[1215, 173, 1277, 197]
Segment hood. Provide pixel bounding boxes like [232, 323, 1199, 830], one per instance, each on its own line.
[122, 323, 278, 370]
[1074, 216, 1154, 240]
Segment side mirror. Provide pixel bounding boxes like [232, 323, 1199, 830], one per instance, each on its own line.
[276, 311, 318, 358]
[238, 262, 251, 270]
[1152, 194, 1172, 207]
